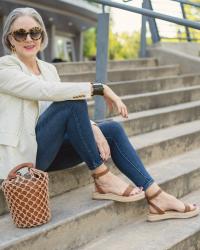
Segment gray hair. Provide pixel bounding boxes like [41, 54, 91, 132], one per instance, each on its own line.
[2, 7, 48, 53]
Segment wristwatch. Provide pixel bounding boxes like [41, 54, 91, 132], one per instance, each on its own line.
[91, 82, 104, 96]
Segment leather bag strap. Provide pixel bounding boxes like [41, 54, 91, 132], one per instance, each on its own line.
[8, 163, 35, 180]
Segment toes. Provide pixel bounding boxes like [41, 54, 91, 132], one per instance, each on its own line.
[191, 203, 198, 210]
[190, 204, 196, 210]
[130, 187, 142, 196]
[186, 203, 198, 211]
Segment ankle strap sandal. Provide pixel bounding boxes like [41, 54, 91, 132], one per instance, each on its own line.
[146, 188, 199, 222]
[92, 167, 145, 203]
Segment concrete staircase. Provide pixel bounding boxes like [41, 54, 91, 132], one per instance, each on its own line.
[1, 58, 200, 250]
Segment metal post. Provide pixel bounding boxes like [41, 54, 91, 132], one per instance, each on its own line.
[0, 15, 7, 56]
[45, 23, 56, 62]
[50, 24, 56, 60]
[146, 0, 160, 43]
[180, 2, 192, 41]
[74, 32, 84, 61]
[94, 8, 109, 121]
[140, 0, 147, 57]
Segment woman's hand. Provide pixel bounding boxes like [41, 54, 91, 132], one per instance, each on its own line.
[91, 124, 110, 161]
[103, 85, 128, 118]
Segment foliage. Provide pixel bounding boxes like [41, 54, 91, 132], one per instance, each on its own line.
[173, 1, 200, 42]
[184, 0, 200, 42]
[83, 27, 97, 60]
[83, 0, 153, 59]
[109, 31, 141, 59]
[83, 25, 150, 60]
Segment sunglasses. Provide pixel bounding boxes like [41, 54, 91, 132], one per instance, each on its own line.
[9, 27, 43, 42]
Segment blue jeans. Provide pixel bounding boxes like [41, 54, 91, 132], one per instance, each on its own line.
[35, 100, 154, 190]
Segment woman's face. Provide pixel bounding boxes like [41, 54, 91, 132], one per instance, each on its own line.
[8, 15, 43, 59]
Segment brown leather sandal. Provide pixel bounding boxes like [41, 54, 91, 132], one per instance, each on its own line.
[146, 188, 199, 222]
[91, 167, 145, 202]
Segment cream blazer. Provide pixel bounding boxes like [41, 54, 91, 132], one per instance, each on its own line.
[0, 55, 92, 179]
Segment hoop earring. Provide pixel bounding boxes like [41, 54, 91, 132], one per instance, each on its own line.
[10, 44, 16, 53]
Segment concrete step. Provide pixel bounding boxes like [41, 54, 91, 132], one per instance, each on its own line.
[59, 64, 180, 82]
[79, 188, 200, 250]
[1, 148, 200, 250]
[114, 100, 200, 137]
[108, 73, 200, 96]
[133, 119, 200, 165]
[1, 120, 200, 216]
[54, 58, 157, 74]
[88, 85, 200, 117]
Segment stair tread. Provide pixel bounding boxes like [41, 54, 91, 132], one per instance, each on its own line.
[121, 85, 200, 99]
[114, 100, 200, 121]
[110, 72, 200, 85]
[80, 187, 200, 250]
[130, 120, 200, 149]
[55, 58, 158, 74]
[1, 148, 200, 248]
[54, 57, 156, 66]
[59, 64, 179, 76]
[88, 85, 200, 105]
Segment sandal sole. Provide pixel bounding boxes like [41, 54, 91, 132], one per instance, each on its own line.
[147, 207, 200, 222]
[92, 191, 145, 202]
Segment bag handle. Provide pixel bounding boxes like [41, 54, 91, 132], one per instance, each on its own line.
[8, 163, 35, 180]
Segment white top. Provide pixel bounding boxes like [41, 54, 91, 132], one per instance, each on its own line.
[31, 73, 52, 115]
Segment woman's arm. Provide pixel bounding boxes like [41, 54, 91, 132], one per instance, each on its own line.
[0, 66, 92, 101]
[0, 59, 128, 118]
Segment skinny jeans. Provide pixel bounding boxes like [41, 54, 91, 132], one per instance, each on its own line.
[35, 100, 154, 190]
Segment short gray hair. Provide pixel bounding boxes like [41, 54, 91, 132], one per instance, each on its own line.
[2, 7, 48, 53]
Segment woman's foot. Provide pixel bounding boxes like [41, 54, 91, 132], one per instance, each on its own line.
[145, 184, 199, 221]
[91, 165, 144, 202]
[94, 170, 142, 196]
[148, 190, 196, 214]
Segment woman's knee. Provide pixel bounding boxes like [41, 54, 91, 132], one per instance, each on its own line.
[109, 120, 124, 132]
[100, 120, 125, 138]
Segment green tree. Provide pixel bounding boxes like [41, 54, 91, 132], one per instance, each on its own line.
[83, 27, 97, 60]
[173, 1, 200, 42]
[109, 31, 142, 59]
[83, 2, 144, 59]
[184, 0, 200, 41]
[83, 26, 145, 60]
[109, 31, 123, 60]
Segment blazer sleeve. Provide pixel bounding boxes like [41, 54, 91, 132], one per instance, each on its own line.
[0, 63, 92, 101]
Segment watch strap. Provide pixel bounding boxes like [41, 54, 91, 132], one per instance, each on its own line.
[91, 82, 104, 96]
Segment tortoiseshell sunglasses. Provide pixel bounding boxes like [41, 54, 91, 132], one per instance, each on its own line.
[9, 27, 43, 42]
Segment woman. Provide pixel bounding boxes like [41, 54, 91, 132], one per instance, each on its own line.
[0, 7, 198, 222]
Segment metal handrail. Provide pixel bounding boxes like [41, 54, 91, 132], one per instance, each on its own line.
[93, 0, 200, 30]
[122, 0, 200, 8]
[92, 0, 200, 120]
[171, 0, 200, 8]
[120, 0, 200, 42]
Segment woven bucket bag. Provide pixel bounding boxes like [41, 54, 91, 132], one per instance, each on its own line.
[1, 163, 51, 228]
